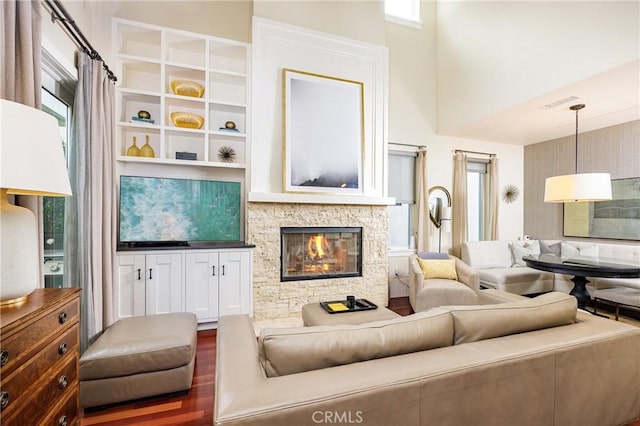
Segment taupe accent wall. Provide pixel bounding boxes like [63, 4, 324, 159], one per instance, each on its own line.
[524, 120, 640, 242]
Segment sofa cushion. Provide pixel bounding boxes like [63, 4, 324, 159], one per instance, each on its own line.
[479, 267, 554, 287]
[540, 240, 561, 256]
[462, 240, 513, 269]
[417, 251, 450, 260]
[448, 292, 577, 345]
[510, 240, 540, 266]
[561, 241, 599, 258]
[417, 257, 458, 280]
[259, 308, 454, 377]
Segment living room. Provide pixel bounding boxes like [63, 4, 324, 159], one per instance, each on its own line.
[1, 0, 639, 425]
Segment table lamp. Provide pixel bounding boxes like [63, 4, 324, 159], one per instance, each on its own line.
[0, 99, 72, 304]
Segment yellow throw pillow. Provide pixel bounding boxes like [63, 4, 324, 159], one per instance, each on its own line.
[416, 258, 458, 280]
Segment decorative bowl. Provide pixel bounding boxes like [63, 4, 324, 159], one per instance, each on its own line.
[170, 80, 205, 98]
[171, 112, 204, 129]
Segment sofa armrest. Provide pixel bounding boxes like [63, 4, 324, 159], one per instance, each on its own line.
[215, 315, 265, 422]
[408, 255, 424, 310]
[452, 256, 480, 292]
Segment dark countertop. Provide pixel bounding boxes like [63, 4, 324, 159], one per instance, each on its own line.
[117, 241, 255, 252]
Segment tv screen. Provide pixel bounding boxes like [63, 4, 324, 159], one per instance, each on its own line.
[119, 176, 241, 244]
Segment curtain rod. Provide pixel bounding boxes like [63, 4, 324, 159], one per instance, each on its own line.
[455, 149, 495, 157]
[389, 142, 427, 150]
[43, 0, 117, 82]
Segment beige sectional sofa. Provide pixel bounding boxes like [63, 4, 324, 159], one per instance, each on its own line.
[215, 292, 640, 426]
[461, 239, 640, 295]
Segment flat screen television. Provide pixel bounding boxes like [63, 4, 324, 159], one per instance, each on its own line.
[118, 175, 241, 247]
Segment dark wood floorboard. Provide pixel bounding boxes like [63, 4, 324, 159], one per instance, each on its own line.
[81, 299, 640, 425]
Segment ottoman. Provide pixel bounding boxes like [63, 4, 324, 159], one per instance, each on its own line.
[79, 312, 197, 408]
[593, 287, 640, 320]
[302, 302, 400, 326]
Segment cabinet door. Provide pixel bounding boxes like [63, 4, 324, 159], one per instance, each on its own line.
[185, 252, 219, 322]
[218, 250, 252, 316]
[115, 254, 146, 319]
[145, 253, 183, 315]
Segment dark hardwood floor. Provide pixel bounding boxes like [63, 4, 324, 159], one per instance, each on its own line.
[80, 330, 216, 425]
[81, 298, 640, 425]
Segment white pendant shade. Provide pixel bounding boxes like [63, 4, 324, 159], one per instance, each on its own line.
[544, 173, 612, 203]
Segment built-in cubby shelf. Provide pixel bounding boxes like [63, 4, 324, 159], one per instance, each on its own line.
[113, 18, 250, 168]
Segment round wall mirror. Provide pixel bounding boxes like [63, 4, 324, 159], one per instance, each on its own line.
[428, 186, 451, 228]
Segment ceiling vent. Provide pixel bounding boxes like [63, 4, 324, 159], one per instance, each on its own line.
[541, 96, 581, 110]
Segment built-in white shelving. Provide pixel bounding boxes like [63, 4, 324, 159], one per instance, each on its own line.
[113, 18, 250, 168]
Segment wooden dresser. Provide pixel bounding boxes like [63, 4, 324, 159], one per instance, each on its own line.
[0, 288, 81, 426]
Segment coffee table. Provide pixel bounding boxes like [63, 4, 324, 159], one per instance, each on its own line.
[523, 254, 640, 309]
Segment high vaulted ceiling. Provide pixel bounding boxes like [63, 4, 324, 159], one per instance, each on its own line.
[439, 60, 640, 146]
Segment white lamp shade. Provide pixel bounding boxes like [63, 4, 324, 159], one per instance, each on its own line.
[0, 99, 72, 196]
[544, 173, 612, 203]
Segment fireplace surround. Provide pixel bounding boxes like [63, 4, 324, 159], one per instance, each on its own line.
[281, 227, 362, 281]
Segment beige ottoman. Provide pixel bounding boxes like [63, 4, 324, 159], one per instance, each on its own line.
[302, 302, 400, 326]
[79, 312, 197, 408]
[593, 287, 640, 320]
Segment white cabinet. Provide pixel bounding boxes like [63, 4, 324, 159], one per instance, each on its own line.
[218, 251, 252, 316]
[185, 252, 219, 322]
[113, 18, 250, 169]
[115, 253, 183, 319]
[115, 248, 253, 325]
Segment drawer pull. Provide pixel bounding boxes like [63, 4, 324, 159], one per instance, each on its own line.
[59, 414, 68, 426]
[212, 265, 216, 276]
[58, 342, 68, 355]
[58, 375, 68, 389]
[0, 349, 8, 366]
[0, 391, 9, 410]
[222, 265, 225, 276]
[58, 311, 68, 324]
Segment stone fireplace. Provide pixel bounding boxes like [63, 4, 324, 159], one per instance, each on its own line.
[247, 202, 388, 324]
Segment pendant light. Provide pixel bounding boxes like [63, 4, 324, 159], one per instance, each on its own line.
[544, 104, 612, 203]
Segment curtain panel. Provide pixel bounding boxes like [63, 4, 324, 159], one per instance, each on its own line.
[451, 152, 468, 257]
[64, 52, 116, 351]
[485, 157, 500, 240]
[415, 149, 430, 252]
[1, 0, 44, 286]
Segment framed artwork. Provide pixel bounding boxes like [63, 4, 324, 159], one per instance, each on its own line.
[282, 68, 364, 194]
[564, 177, 640, 241]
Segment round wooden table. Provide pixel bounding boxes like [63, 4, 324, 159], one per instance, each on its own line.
[523, 254, 640, 309]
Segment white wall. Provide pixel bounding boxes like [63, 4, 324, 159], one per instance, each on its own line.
[249, 17, 390, 204]
[386, 2, 525, 245]
[437, 1, 640, 135]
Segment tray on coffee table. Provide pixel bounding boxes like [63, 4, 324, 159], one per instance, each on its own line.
[320, 298, 378, 314]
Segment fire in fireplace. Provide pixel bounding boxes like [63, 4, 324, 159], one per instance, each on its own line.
[280, 227, 362, 281]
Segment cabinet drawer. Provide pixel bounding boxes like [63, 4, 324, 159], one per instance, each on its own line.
[0, 325, 78, 417]
[1, 355, 78, 426]
[0, 297, 79, 377]
[39, 384, 78, 426]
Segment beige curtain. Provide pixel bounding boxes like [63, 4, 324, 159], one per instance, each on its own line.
[64, 52, 116, 351]
[451, 152, 468, 257]
[1, 0, 44, 286]
[415, 149, 431, 252]
[484, 156, 499, 240]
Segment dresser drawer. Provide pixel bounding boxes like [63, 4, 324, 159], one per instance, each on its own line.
[0, 297, 79, 377]
[0, 325, 79, 417]
[39, 383, 79, 426]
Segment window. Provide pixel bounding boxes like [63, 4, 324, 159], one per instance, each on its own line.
[41, 47, 76, 288]
[388, 151, 416, 250]
[385, 0, 421, 28]
[41, 88, 70, 288]
[467, 160, 488, 242]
